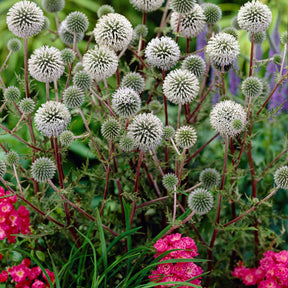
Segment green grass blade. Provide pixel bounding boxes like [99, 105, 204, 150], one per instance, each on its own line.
[47, 249, 61, 288]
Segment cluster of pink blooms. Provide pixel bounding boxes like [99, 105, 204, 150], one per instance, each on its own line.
[232, 250, 288, 287]
[0, 256, 55, 288]
[0, 186, 31, 243]
[149, 233, 203, 287]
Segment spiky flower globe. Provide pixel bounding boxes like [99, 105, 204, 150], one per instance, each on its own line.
[4, 86, 20, 102]
[31, 157, 56, 183]
[73, 62, 84, 74]
[7, 38, 22, 52]
[241, 77, 263, 98]
[42, 0, 65, 13]
[181, 55, 206, 78]
[237, 0, 272, 33]
[94, 13, 133, 51]
[112, 87, 141, 117]
[210, 100, 246, 137]
[97, 5, 115, 18]
[66, 11, 89, 34]
[206, 32, 240, 67]
[19, 98, 35, 114]
[63, 86, 85, 108]
[162, 173, 178, 191]
[202, 3, 222, 24]
[28, 46, 65, 83]
[163, 126, 175, 139]
[274, 166, 288, 189]
[222, 27, 238, 40]
[231, 16, 241, 30]
[73, 71, 92, 91]
[82, 46, 118, 82]
[248, 31, 266, 44]
[119, 135, 135, 152]
[129, 0, 164, 12]
[6, 1, 44, 38]
[260, 79, 270, 98]
[170, 0, 195, 14]
[170, 4, 206, 39]
[149, 100, 162, 114]
[0, 160, 6, 179]
[163, 69, 200, 105]
[272, 54, 282, 65]
[41, 16, 50, 31]
[5, 151, 19, 166]
[60, 130, 74, 146]
[133, 24, 149, 41]
[121, 72, 145, 94]
[101, 118, 121, 141]
[127, 113, 163, 151]
[58, 20, 84, 45]
[145, 37, 180, 71]
[61, 48, 75, 65]
[34, 101, 71, 137]
[280, 32, 288, 45]
[199, 168, 220, 189]
[175, 126, 197, 148]
[212, 23, 221, 34]
[188, 188, 214, 215]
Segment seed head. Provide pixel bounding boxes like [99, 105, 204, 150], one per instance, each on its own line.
[202, 3, 222, 24]
[241, 77, 263, 98]
[280, 32, 288, 45]
[4, 86, 20, 102]
[63, 86, 85, 108]
[119, 135, 135, 152]
[58, 20, 84, 45]
[121, 72, 145, 94]
[31, 157, 56, 183]
[231, 16, 241, 30]
[133, 24, 149, 40]
[60, 130, 74, 146]
[42, 0, 65, 13]
[222, 27, 238, 40]
[19, 98, 35, 114]
[97, 5, 115, 18]
[66, 11, 89, 34]
[148, 100, 162, 114]
[5, 151, 19, 166]
[129, 0, 164, 12]
[248, 31, 266, 44]
[181, 55, 206, 78]
[162, 173, 178, 191]
[73, 71, 92, 91]
[61, 48, 75, 65]
[73, 62, 84, 74]
[188, 188, 214, 215]
[274, 166, 288, 189]
[0, 160, 6, 179]
[101, 118, 121, 141]
[163, 126, 175, 139]
[7, 38, 22, 52]
[199, 168, 220, 189]
[175, 125, 197, 148]
[170, 0, 196, 14]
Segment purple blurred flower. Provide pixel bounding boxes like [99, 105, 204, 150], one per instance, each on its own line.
[229, 60, 240, 95]
[196, 26, 207, 59]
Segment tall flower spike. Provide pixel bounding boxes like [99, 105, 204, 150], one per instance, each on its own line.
[170, 0, 196, 14]
[58, 20, 84, 45]
[170, 4, 206, 39]
[188, 188, 214, 215]
[28, 46, 65, 83]
[7, 1, 44, 38]
[94, 13, 133, 52]
[237, 0, 272, 33]
[129, 0, 164, 12]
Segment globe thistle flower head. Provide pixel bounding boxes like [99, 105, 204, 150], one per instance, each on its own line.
[237, 0, 272, 33]
[119, 135, 135, 152]
[58, 20, 84, 45]
[181, 55, 206, 78]
[241, 77, 263, 98]
[231, 16, 241, 30]
[260, 79, 270, 98]
[73, 71, 92, 91]
[163, 126, 175, 139]
[60, 130, 74, 146]
[129, 0, 164, 12]
[170, 5, 206, 39]
[206, 32, 240, 67]
[170, 0, 196, 14]
[82, 46, 118, 82]
[274, 166, 288, 189]
[6, 1, 44, 38]
[212, 23, 221, 34]
[272, 54, 282, 65]
[66, 11, 89, 34]
[94, 13, 133, 51]
[121, 72, 145, 94]
[200, 168, 220, 189]
[133, 25, 149, 40]
[0, 160, 6, 179]
[28, 46, 65, 83]
[5, 151, 19, 166]
[97, 5, 115, 18]
[4, 86, 20, 102]
[127, 113, 164, 151]
[19, 98, 35, 114]
[222, 27, 238, 40]
[148, 100, 162, 114]
[101, 118, 121, 141]
[63, 86, 85, 108]
[210, 100, 246, 137]
[112, 87, 141, 117]
[162, 173, 178, 191]
[73, 62, 84, 74]
[163, 69, 200, 105]
[34, 101, 71, 137]
[7, 38, 22, 52]
[42, 0, 65, 13]
[202, 3, 222, 24]
[41, 16, 50, 31]
[248, 31, 266, 44]
[280, 32, 288, 45]
[61, 48, 75, 65]
[175, 125, 197, 148]
[188, 188, 214, 215]
[145, 36, 180, 71]
[31, 157, 56, 183]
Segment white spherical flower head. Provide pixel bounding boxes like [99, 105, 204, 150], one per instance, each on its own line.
[206, 32, 240, 67]
[94, 13, 133, 52]
[170, 0, 196, 14]
[7, 1, 44, 38]
[127, 113, 164, 151]
[83, 46, 118, 82]
[28, 46, 65, 83]
[145, 37, 180, 71]
[163, 69, 200, 105]
[210, 100, 246, 137]
[237, 0, 272, 33]
[129, 0, 164, 12]
[34, 101, 71, 137]
[170, 5, 206, 39]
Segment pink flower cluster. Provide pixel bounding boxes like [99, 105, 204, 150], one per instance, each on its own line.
[149, 233, 203, 287]
[0, 186, 31, 243]
[0, 257, 55, 288]
[232, 250, 288, 287]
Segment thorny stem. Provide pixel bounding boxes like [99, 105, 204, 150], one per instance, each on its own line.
[0, 102, 6, 114]
[178, 148, 187, 185]
[0, 51, 12, 74]
[54, 12, 60, 30]
[150, 149, 164, 177]
[172, 188, 177, 222]
[46, 82, 50, 101]
[170, 138, 181, 156]
[13, 164, 23, 197]
[157, 0, 171, 37]
[11, 114, 25, 134]
[177, 103, 182, 129]
[174, 14, 182, 43]
[137, 196, 169, 209]
[54, 80, 59, 101]
[184, 182, 202, 193]
[280, 43, 287, 76]
[249, 33, 255, 77]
